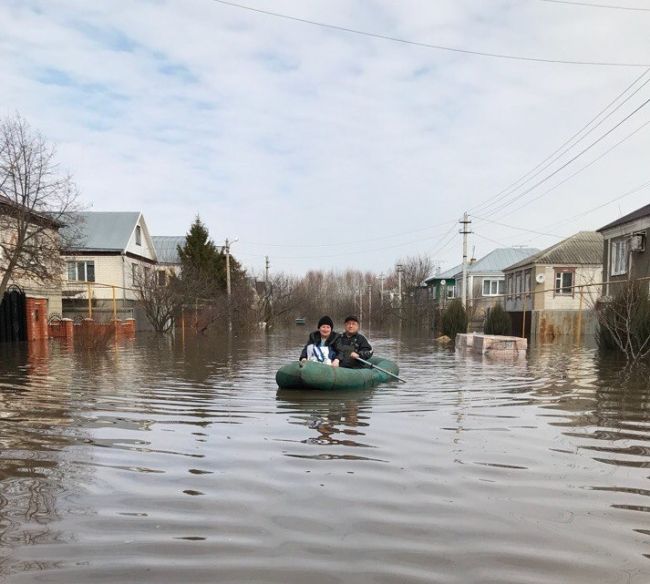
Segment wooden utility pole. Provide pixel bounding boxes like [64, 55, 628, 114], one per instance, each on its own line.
[265, 256, 270, 284]
[367, 284, 372, 331]
[379, 273, 385, 308]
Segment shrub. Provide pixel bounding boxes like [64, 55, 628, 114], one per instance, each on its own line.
[597, 282, 650, 364]
[441, 299, 468, 341]
[484, 303, 512, 336]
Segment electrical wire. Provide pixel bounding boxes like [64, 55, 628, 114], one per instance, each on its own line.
[539, 0, 650, 11]
[477, 98, 650, 218]
[238, 218, 456, 248]
[470, 68, 650, 215]
[210, 0, 650, 67]
[497, 118, 650, 219]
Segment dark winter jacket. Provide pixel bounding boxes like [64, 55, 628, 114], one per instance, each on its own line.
[299, 331, 340, 361]
[333, 332, 373, 368]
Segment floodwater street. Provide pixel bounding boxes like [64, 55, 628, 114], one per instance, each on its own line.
[1, 329, 649, 583]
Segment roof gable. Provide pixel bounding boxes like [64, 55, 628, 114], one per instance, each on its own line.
[64, 212, 143, 253]
[597, 203, 650, 233]
[505, 231, 602, 271]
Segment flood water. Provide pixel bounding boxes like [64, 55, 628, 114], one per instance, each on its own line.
[1, 328, 649, 583]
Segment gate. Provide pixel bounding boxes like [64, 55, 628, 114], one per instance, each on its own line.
[0, 285, 27, 343]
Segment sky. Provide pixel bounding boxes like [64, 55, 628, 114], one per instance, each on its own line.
[1, 0, 649, 277]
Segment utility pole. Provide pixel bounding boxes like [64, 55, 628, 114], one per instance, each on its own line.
[264, 255, 270, 285]
[367, 284, 372, 332]
[459, 212, 472, 309]
[225, 237, 238, 331]
[378, 273, 385, 308]
[396, 264, 403, 308]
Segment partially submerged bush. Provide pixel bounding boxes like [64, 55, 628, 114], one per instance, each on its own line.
[597, 282, 650, 365]
[484, 303, 512, 336]
[441, 299, 468, 341]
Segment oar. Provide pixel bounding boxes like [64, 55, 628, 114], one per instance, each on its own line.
[354, 356, 406, 383]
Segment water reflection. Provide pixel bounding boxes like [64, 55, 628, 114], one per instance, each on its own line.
[0, 331, 649, 582]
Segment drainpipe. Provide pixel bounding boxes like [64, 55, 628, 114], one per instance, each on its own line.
[121, 252, 127, 309]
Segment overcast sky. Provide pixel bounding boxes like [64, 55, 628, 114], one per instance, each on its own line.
[1, 0, 649, 276]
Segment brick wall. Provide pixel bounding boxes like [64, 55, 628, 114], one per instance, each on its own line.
[25, 298, 49, 341]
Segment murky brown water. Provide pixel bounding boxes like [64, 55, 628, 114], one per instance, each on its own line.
[1, 329, 649, 583]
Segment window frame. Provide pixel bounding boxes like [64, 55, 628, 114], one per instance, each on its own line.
[554, 269, 575, 297]
[135, 225, 142, 246]
[482, 278, 504, 297]
[610, 238, 628, 276]
[67, 260, 95, 282]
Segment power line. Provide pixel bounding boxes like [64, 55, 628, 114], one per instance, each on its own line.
[478, 98, 650, 218]
[539, 0, 650, 11]
[238, 219, 456, 248]
[470, 68, 650, 215]
[210, 0, 650, 67]
[498, 117, 650, 219]
[472, 216, 563, 238]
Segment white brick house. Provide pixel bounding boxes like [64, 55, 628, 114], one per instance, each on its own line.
[61, 212, 157, 310]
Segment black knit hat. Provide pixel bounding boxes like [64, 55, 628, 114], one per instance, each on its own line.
[317, 315, 334, 328]
[344, 315, 359, 324]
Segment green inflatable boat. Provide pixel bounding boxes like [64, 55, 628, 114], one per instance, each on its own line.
[275, 356, 399, 390]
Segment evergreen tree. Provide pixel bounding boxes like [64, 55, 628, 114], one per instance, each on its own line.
[441, 299, 468, 341]
[178, 216, 227, 294]
[484, 303, 512, 336]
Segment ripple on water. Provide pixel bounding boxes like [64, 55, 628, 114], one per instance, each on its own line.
[1, 334, 650, 583]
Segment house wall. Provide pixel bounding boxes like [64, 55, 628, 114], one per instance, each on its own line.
[62, 254, 154, 302]
[506, 264, 601, 312]
[601, 219, 650, 296]
[468, 274, 505, 322]
[125, 215, 157, 261]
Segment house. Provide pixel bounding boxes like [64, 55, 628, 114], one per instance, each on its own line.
[424, 264, 459, 308]
[596, 203, 650, 297]
[503, 231, 603, 340]
[61, 212, 157, 320]
[453, 247, 539, 327]
[0, 195, 64, 341]
[151, 235, 185, 284]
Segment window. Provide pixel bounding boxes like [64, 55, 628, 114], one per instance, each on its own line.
[524, 270, 531, 295]
[482, 279, 505, 296]
[67, 260, 95, 282]
[132, 263, 139, 283]
[555, 270, 574, 295]
[507, 274, 513, 297]
[135, 225, 142, 246]
[157, 270, 167, 286]
[515, 273, 522, 296]
[446, 285, 456, 299]
[611, 239, 628, 276]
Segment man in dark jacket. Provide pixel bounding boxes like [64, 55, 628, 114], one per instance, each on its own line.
[332, 315, 373, 368]
[299, 316, 339, 364]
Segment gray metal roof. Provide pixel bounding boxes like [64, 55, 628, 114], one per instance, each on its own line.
[597, 203, 650, 232]
[506, 231, 602, 270]
[152, 236, 185, 265]
[456, 247, 540, 276]
[62, 212, 142, 251]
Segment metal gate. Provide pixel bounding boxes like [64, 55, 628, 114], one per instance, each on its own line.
[0, 285, 27, 343]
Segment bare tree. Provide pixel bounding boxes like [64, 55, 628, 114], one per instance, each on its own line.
[0, 114, 80, 298]
[258, 272, 302, 327]
[134, 269, 182, 334]
[596, 281, 650, 365]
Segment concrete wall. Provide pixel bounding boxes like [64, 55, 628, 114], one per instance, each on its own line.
[531, 309, 598, 343]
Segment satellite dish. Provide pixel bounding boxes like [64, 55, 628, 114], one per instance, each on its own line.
[535, 273, 545, 284]
[440, 280, 446, 286]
